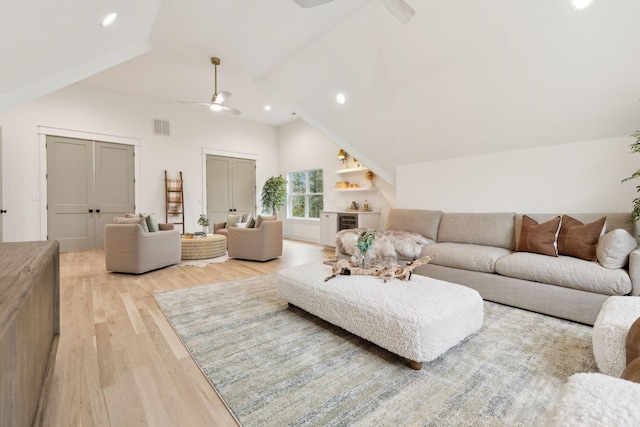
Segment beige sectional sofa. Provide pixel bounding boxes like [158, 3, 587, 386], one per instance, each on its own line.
[336, 208, 640, 325]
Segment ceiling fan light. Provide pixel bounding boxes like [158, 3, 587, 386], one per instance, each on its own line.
[210, 104, 222, 112]
[101, 12, 118, 27]
[336, 93, 346, 104]
[571, 0, 593, 10]
[265, 105, 272, 111]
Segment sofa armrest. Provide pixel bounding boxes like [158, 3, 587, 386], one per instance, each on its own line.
[629, 248, 640, 296]
[213, 222, 226, 233]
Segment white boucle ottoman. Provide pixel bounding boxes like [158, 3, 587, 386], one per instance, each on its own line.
[276, 262, 484, 369]
[546, 373, 640, 427]
[593, 296, 640, 377]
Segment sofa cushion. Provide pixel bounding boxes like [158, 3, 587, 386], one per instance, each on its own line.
[437, 212, 515, 249]
[557, 215, 606, 261]
[495, 252, 632, 296]
[385, 208, 443, 241]
[516, 215, 561, 257]
[424, 243, 512, 274]
[597, 229, 638, 269]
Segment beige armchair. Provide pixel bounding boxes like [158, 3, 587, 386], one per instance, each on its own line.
[104, 223, 181, 273]
[227, 220, 283, 261]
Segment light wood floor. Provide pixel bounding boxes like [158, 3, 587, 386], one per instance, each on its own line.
[41, 239, 332, 427]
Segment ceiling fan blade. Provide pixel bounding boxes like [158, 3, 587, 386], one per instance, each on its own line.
[219, 104, 241, 115]
[213, 91, 232, 104]
[294, 0, 335, 8]
[178, 101, 211, 106]
[378, 0, 415, 24]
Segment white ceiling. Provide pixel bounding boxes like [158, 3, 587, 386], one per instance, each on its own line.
[2, 0, 640, 184]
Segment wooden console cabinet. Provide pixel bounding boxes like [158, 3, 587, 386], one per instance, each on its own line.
[0, 241, 60, 427]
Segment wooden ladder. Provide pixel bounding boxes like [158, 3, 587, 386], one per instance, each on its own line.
[165, 170, 185, 234]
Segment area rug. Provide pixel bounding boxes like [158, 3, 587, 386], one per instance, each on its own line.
[154, 274, 597, 427]
[170, 254, 229, 268]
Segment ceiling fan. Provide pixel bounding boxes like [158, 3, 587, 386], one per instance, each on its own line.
[294, 0, 415, 24]
[181, 57, 240, 115]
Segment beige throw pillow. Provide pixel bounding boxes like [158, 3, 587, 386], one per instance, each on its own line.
[255, 215, 276, 228]
[516, 215, 561, 257]
[226, 214, 241, 228]
[597, 229, 638, 269]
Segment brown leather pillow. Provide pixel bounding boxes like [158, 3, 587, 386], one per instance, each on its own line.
[516, 215, 561, 257]
[621, 357, 640, 383]
[557, 215, 606, 261]
[622, 317, 640, 383]
[626, 316, 640, 365]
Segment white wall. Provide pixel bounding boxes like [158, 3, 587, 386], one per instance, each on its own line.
[0, 84, 278, 242]
[397, 136, 637, 214]
[277, 119, 395, 242]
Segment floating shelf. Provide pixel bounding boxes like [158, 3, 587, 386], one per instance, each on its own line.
[334, 187, 378, 192]
[334, 167, 369, 174]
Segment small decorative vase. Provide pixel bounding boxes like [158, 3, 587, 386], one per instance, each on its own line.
[361, 251, 368, 268]
[202, 225, 208, 234]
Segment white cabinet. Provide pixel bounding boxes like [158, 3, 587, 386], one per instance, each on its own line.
[356, 212, 380, 229]
[320, 212, 338, 247]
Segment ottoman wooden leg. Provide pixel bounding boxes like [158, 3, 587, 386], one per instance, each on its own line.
[409, 360, 423, 370]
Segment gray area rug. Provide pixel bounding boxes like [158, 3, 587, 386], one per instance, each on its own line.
[154, 274, 597, 426]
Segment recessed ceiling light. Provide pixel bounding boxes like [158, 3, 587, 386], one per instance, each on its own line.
[210, 104, 222, 112]
[101, 12, 118, 27]
[336, 93, 346, 105]
[571, 0, 593, 11]
[264, 105, 272, 111]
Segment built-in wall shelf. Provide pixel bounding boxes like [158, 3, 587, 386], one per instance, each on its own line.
[334, 187, 378, 192]
[334, 167, 369, 174]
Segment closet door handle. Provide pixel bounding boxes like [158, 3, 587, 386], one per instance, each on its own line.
[89, 209, 94, 213]
[96, 209, 101, 213]
[0, 210, 6, 214]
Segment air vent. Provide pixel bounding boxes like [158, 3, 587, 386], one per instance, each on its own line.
[152, 118, 171, 136]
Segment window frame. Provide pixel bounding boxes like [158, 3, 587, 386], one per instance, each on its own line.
[287, 168, 324, 220]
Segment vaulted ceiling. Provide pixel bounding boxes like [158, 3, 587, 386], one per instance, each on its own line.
[2, 0, 640, 184]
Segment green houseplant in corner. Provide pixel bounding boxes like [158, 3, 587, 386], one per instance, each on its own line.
[260, 175, 287, 217]
[622, 129, 640, 223]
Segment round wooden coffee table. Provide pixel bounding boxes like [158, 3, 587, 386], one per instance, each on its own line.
[180, 234, 227, 260]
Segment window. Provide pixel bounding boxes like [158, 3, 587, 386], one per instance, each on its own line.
[288, 168, 323, 219]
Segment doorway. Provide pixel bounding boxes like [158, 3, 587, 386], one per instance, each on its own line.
[206, 155, 256, 224]
[47, 136, 134, 252]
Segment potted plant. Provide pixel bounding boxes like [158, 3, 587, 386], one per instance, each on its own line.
[197, 213, 210, 234]
[622, 129, 640, 223]
[260, 175, 287, 217]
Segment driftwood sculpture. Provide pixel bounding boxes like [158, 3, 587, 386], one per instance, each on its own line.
[324, 255, 433, 283]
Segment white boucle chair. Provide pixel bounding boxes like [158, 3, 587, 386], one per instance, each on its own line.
[546, 373, 640, 427]
[592, 296, 640, 376]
